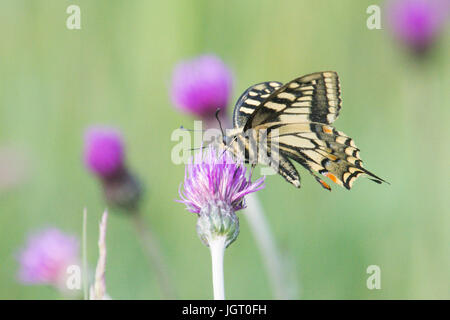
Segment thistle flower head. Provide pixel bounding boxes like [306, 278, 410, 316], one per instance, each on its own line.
[83, 126, 125, 178]
[17, 228, 79, 288]
[386, 0, 449, 54]
[83, 126, 142, 211]
[178, 145, 265, 247]
[170, 54, 233, 118]
[178, 145, 265, 215]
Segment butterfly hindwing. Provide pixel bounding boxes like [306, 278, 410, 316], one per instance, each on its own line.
[244, 71, 342, 130]
[268, 122, 385, 189]
[270, 153, 302, 188]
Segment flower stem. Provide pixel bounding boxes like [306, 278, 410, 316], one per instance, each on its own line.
[131, 213, 176, 299]
[90, 210, 108, 300]
[245, 193, 298, 299]
[209, 237, 226, 300]
[82, 208, 88, 300]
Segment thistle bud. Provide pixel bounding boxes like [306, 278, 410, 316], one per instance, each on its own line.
[196, 203, 240, 248]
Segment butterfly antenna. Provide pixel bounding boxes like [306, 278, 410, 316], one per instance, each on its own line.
[189, 145, 208, 152]
[179, 125, 205, 132]
[215, 108, 226, 145]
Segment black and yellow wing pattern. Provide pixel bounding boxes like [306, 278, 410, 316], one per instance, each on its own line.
[227, 71, 386, 191]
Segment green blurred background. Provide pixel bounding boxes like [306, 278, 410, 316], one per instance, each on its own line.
[0, 0, 448, 299]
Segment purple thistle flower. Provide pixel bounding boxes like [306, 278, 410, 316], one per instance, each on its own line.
[386, 0, 450, 54]
[83, 126, 141, 211]
[84, 126, 125, 178]
[178, 146, 265, 298]
[178, 145, 265, 248]
[178, 145, 265, 215]
[17, 228, 79, 287]
[170, 54, 233, 119]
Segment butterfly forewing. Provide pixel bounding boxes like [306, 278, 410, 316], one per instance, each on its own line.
[233, 81, 282, 129]
[244, 71, 342, 131]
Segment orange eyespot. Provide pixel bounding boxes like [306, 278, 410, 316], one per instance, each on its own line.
[327, 154, 338, 161]
[322, 126, 333, 134]
[319, 179, 331, 191]
[325, 172, 338, 183]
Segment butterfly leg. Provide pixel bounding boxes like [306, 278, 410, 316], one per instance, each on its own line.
[250, 163, 256, 177]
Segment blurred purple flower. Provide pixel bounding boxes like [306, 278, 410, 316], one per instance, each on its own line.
[83, 126, 141, 211]
[84, 126, 124, 178]
[17, 228, 79, 287]
[178, 145, 265, 214]
[386, 0, 450, 54]
[171, 55, 233, 118]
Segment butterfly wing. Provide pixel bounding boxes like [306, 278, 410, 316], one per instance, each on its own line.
[232, 81, 282, 129]
[244, 71, 342, 130]
[230, 71, 385, 190]
[269, 122, 386, 190]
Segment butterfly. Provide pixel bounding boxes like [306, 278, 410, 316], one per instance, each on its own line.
[221, 71, 387, 191]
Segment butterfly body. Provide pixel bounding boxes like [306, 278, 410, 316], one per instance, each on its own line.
[224, 71, 386, 191]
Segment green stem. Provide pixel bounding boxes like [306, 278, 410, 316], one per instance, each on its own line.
[245, 193, 298, 299]
[82, 208, 88, 300]
[131, 213, 176, 299]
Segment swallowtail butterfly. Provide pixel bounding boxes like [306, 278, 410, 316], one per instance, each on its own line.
[222, 71, 386, 191]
